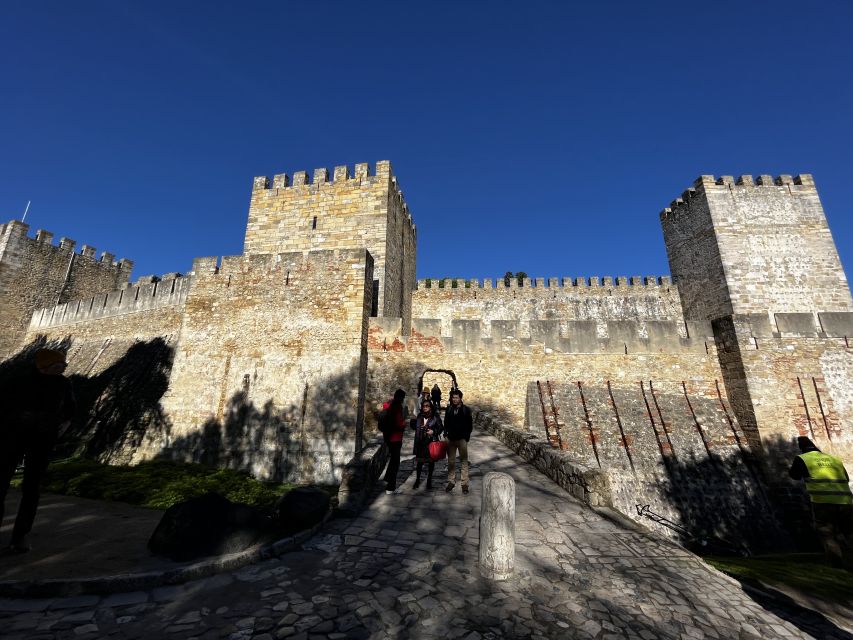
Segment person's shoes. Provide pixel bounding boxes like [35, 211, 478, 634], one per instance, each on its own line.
[426, 481, 433, 490]
[445, 482, 455, 493]
[462, 484, 469, 495]
[413, 480, 421, 490]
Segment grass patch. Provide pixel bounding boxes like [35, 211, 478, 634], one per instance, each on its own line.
[12, 458, 297, 510]
[704, 553, 853, 607]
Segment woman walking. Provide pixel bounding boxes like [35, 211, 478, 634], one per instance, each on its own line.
[412, 398, 443, 490]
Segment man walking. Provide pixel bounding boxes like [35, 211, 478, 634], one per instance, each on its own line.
[444, 388, 473, 494]
[789, 436, 853, 569]
[0, 348, 75, 552]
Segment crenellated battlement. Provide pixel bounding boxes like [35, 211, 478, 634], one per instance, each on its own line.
[660, 174, 816, 220]
[0, 220, 133, 271]
[251, 161, 415, 232]
[29, 273, 191, 329]
[253, 160, 392, 192]
[415, 275, 673, 291]
[369, 316, 713, 355]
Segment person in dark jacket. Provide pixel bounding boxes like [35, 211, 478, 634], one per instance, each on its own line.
[443, 388, 473, 494]
[0, 349, 75, 552]
[789, 436, 853, 569]
[411, 398, 443, 490]
[381, 389, 408, 495]
[430, 384, 442, 410]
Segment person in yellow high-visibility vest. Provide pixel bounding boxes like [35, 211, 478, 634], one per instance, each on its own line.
[789, 436, 853, 570]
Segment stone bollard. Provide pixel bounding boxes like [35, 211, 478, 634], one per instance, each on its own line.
[479, 472, 515, 580]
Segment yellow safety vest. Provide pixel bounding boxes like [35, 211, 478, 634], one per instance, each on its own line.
[799, 451, 853, 505]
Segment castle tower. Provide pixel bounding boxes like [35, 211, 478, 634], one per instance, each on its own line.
[661, 174, 852, 322]
[661, 175, 853, 462]
[244, 161, 417, 331]
[0, 220, 132, 357]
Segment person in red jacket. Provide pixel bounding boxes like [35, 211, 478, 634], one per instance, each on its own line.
[380, 389, 408, 495]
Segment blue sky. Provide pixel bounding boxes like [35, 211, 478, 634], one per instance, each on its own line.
[1, 1, 851, 282]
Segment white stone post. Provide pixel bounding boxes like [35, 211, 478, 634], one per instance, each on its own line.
[479, 471, 515, 580]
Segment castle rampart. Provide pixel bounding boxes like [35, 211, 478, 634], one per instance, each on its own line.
[28, 273, 191, 330]
[5, 163, 852, 550]
[0, 220, 133, 357]
[369, 316, 713, 354]
[411, 274, 685, 338]
[155, 248, 375, 482]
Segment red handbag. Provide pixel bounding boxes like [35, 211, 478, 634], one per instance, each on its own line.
[428, 440, 448, 462]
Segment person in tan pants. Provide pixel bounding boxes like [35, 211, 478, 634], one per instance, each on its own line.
[443, 388, 473, 494]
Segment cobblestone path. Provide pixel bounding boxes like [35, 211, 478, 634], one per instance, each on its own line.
[1, 431, 850, 639]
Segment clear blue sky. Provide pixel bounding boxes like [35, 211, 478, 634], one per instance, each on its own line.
[2, 1, 851, 282]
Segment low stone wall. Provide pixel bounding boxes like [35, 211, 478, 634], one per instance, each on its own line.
[475, 411, 612, 508]
[336, 436, 389, 516]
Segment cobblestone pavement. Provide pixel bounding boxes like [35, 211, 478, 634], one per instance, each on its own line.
[1, 431, 850, 640]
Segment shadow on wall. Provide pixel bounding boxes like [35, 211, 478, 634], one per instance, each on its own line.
[657, 434, 824, 555]
[0, 337, 176, 463]
[156, 361, 366, 483]
[70, 338, 174, 462]
[2, 338, 365, 484]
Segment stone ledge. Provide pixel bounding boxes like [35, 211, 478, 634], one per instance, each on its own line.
[0, 511, 332, 599]
[474, 411, 613, 508]
[335, 435, 389, 516]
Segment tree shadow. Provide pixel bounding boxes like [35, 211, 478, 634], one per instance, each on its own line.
[67, 337, 174, 462]
[155, 360, 367, 484]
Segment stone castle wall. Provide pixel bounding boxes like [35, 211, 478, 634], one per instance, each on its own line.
[663, 175, 853, 321]
[29, 273, 190, 330]
[244, 161, 415, 323]
[0, 220, 132, 357]
[5, 162, 852, 550]
[365, 317, 723, 428]
[157, 248, 374, 483]
[410, 276, 685, 338]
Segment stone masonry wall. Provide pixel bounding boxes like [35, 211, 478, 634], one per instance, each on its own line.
[663, 175, 853, 321]
[157, 248, 374, 484]
[243, 161, 415, 322]
[0, 220, 132, 357]
[714, 313, 853, 464]
[28, 273, 190, 331]
[411, 276, 684, 338]
[364, 319, 724, 434]
[365, 342, 786, 551]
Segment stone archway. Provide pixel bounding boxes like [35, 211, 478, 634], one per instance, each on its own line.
[417, 369, 458, 407]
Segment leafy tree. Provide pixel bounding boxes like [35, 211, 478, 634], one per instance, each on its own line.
[504, 271, 528, 286]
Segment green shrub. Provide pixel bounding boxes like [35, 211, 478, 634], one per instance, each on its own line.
[18, 458, 299, 510]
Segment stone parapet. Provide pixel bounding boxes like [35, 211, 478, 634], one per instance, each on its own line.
[369, 316, 713, 354]
[475, 411, 612, 507]
[335, 435, 389, 516]
[29, 275, 192, 329]
[416, 276, 673, 290]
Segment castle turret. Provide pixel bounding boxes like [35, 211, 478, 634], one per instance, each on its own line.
[661, 175, 852, 321]
[244, 161, 417, 330]
[661, 175, 853, 464]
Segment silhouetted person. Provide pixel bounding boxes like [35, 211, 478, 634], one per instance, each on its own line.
[789, 436, 853, 569]
[0, 349, 75, 552]
[380, 389, 407, 495]
[430, 384, 442, 410]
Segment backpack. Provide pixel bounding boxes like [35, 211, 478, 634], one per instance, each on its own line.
[378, 405, 393, 435]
